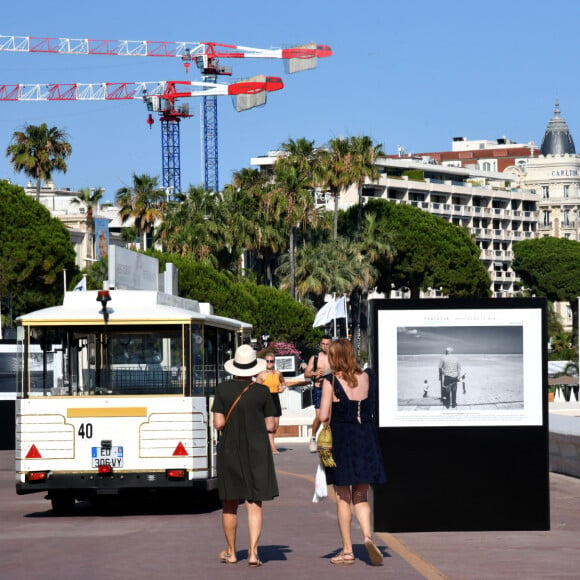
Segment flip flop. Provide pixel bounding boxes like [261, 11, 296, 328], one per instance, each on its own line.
[364, 538, 383, 566]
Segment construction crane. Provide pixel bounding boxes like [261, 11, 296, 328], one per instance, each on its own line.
[0, 77, 284, 194]
[0, 35, 332, 191]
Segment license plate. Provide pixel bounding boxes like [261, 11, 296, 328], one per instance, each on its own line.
[92, 446, 124, 468]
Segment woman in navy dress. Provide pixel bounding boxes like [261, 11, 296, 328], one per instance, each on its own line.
[319, 338, 386, 566]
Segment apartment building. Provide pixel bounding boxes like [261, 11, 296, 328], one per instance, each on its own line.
[251, 152, 538, 298]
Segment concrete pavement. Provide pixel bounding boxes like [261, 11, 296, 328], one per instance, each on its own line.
[2, 442, 580, 579]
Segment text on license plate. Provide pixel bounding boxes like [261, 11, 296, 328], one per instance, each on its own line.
[92, 446, 124, 468]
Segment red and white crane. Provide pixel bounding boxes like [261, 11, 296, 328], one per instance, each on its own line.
[0, 76, 283, 194]
[0, 78, 284, 102]
[0, 35, 331, 68]
[0, 34, 331, 192]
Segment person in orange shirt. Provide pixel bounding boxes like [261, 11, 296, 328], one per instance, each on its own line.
[256, 356, 287, 453]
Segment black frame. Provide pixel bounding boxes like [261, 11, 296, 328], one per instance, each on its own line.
[370, 298, 550, 532]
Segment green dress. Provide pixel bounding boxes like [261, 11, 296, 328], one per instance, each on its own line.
[212, 379, 279, 501]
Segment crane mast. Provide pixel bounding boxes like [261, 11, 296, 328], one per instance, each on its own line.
[0, 34, 331, 192]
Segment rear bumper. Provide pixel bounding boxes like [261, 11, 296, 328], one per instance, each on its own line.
[16, 471, 217, 497]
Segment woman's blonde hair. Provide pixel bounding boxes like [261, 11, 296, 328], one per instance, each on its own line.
[328, 338, 361, 388]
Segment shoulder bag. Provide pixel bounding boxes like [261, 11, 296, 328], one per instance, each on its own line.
[316, 375, 336, 468]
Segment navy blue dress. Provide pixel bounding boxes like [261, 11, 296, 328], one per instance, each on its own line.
[325, 369, 386, 486]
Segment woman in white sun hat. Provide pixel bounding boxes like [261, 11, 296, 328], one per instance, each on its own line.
[212, 344, 279, 567]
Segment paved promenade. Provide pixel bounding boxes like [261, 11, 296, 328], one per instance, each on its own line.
[2, 436, 580, 579]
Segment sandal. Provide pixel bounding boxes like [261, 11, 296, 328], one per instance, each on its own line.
[330, 552, 355, 565]
[247, 553, 262, 567]
[218, 550, 237, 564]
[247, 559, 263, 567]
[364, 537, 383, 566]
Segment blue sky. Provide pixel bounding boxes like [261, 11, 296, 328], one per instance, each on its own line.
[1, 1, 578, 203]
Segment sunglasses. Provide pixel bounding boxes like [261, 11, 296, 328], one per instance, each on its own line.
[266, 359, 275, 363]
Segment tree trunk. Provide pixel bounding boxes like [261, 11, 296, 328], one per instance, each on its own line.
[333, 191, 339, 241]
[356, 185, 363, 233]
[290, 226, 296, 300]
[35, 178, 41, 202]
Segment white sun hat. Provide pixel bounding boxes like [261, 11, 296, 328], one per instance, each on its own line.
[224, 344, 267, 377]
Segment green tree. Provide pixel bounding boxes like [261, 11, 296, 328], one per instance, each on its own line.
[0, 181, 78, 320]
[315, 136, 383, 240]
[343, 199, 490, 299]
[270, 162, 318, 299]
[348, 135, 384, 230]
[243, 282, 320, 348]
[278, 137, 320, 179]
[71, 187, 105, 260]
[219, 168, 283, 278]
[156, 184, 220, 261]
[513, 237, 580, 345]
[116, 173, 165, 250]
[276, 238, 372, 306]
[6, 123, 72, 201]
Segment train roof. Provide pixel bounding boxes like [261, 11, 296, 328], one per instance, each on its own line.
[16, 290, 252, 332]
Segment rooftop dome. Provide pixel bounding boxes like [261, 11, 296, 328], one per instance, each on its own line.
[540, 99, 576, 155]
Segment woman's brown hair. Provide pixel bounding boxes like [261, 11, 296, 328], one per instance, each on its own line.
[327, 338, 362, 388]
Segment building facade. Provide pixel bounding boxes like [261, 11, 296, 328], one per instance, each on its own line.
[254, 102, 579, 322]
[251, 153, 539, 298]
[21, 182, 128, 270]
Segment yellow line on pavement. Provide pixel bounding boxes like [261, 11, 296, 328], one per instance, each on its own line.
[276, 468, 447, 579]
[376, 532, 448, 579]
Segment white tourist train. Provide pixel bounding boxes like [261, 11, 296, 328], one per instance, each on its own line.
[14, 249, 251, 512]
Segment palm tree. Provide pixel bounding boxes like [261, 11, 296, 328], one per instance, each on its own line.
[314, 137, 352, 241]
[278, 137, 319, 177]
[315, 136, 383, 239]
[348, 135, 384, 230]
[352, 211, 393, 353]
[270, 162, 318, 299]
[6, 123, 72, 201]
[275, 238, 372, 303]
[115, 173, 165, 250]
[156, 184, 221, 260]
[71, 187, 105, 260]
[222, 169, 286, 280]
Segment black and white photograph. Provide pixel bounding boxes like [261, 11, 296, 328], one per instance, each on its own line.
[376, 305, 544, 428]
[274, 355, 296, 373]
[397, 325, 523, 410]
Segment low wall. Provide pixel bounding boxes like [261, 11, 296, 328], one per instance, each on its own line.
[549, 411, 580, 479]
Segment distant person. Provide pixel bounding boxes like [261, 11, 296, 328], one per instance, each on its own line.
[304, 335, 332, 452]
[438, 346, 462, 409]
[422, 379, 429, 398]
[212, 345, 279, 567]
[256, 355, 287, 454]
[319, 338, 386, 566]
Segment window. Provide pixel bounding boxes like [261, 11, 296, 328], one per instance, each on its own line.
[542, 186, 549, 199]
[542, 210, 550, 226]
[564, 185, 570, 198]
